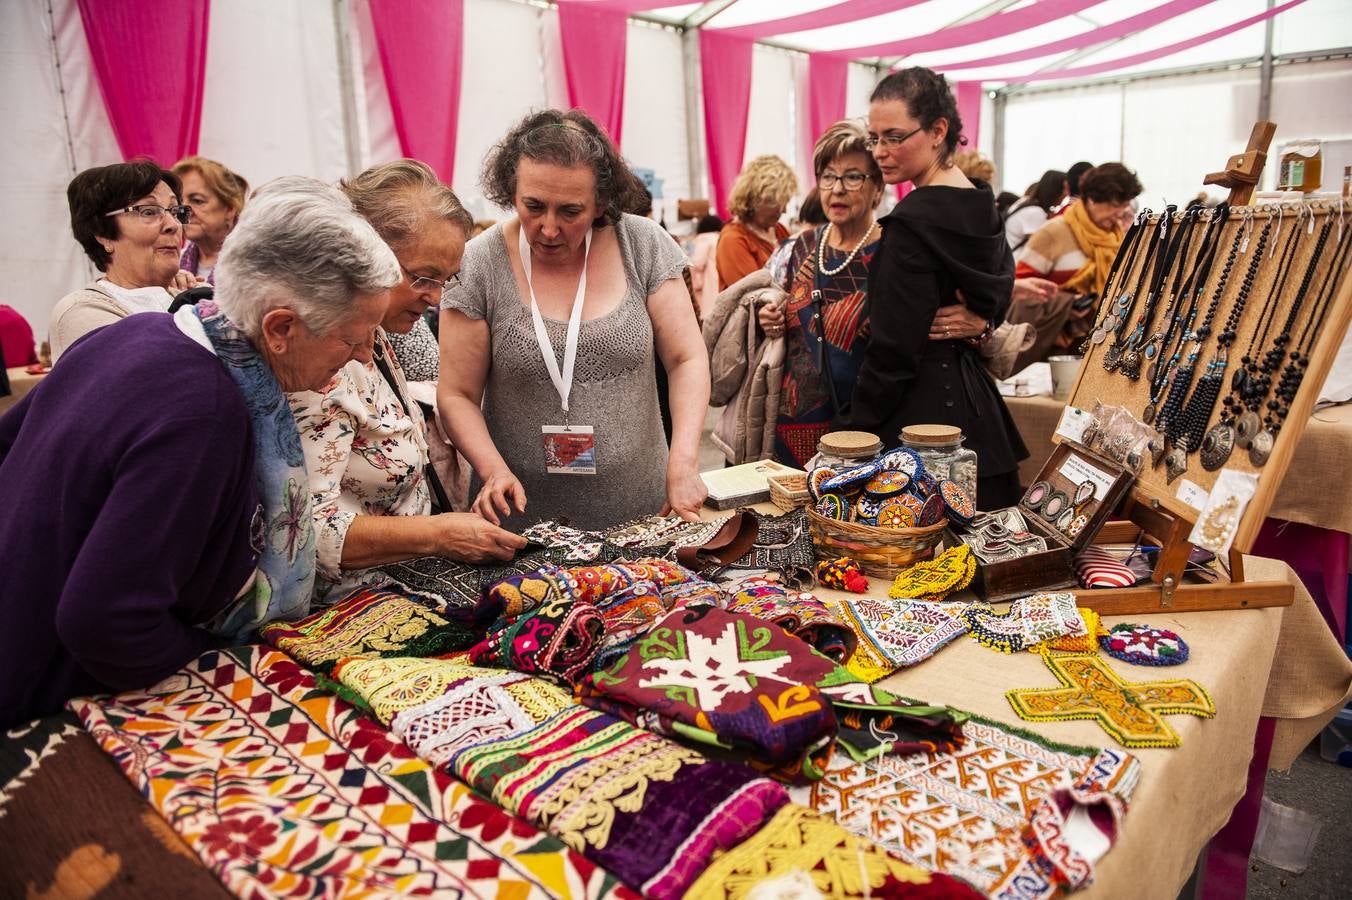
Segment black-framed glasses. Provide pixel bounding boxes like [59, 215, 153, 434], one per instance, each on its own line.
[402, 265, 461, 294]
[818, 172, 871, 191]
[104, 204, 192, 225]
[864, 126, 924, 151]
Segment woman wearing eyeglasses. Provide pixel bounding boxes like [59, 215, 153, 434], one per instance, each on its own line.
[841, 68, 1027, 509]
[288, 160, 526, 603]
[51, 160, 201, 362]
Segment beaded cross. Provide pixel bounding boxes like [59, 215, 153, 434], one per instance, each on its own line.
[1006, 653, 1215, 748]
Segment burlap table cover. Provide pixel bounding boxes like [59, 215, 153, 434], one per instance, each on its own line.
[0, 366, 43, 416]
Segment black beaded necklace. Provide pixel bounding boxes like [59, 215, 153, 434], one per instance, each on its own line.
[1145, 205, 1230, 428]
[1103, 208, 1174, 371]
[1087, 212, 1148, 349]
[1115, 206, 1198, 379]
[1250, 212, 1345, 465]
[1194, 215, 1274, 471]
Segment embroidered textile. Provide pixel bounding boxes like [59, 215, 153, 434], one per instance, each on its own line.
[827, 599, 970, 682]
[175, 303, 316, 637]
[1006, 653, 1216, 748]
[520, 520, 611, 562]
[1032, 607, 1103, 655]
[963, 593, 1086, 654]
[888, 545, 977, 601]
[71, 646, 633, 898]
[604, 514, 727, 551]
[579, 605, 964, 780]
[1099, 623, 1190, 666]
[685, 804, 984, 900]
[708, 508, 818, 590]
[377, 546, 577, 612]
[794, 716, 1140, 899]
[470, 591, 608, 684]
[452, 704, 788, 899]
[725, 583, 857, 662]
[260, 587, 477, 675]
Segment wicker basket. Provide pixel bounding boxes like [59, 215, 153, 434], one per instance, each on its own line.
[767, 472, 810, 511]
[806, 508, 947, 579]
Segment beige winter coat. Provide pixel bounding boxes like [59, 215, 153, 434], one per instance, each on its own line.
[702, 269, 789, 465]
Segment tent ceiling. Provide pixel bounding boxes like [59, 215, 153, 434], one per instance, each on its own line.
[633, 0, 1352, 86]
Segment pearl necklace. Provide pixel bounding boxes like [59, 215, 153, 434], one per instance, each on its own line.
[817, 221, 876, 277]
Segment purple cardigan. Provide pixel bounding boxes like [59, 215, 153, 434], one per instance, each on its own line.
[0, 314, 259, 726]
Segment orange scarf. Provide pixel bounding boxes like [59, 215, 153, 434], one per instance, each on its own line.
[1060, 200, 1123, 298]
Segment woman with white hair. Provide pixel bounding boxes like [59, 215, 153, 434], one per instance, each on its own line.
[289, 160, 526, 602]
[0, 179, 399, 728]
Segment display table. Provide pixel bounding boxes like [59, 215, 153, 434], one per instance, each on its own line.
[0, 366, 43, 416]
[1004, 395, 1352, 536]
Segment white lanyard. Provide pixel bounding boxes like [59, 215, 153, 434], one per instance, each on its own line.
[519, 225, 592, 414]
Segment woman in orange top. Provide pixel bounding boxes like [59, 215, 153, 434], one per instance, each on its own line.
[715, 155, 798, 290]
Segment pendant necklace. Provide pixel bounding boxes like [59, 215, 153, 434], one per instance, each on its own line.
[1193, 214, 1273, 471]
[1201, 207, 1304, 469]
[1117, 206, 1198, 379]
[1249, 211, 1343, 465]
[1086, 211, 1148, 349]
[1104, 208, 1173, 372]
[817, 221, 877, 277]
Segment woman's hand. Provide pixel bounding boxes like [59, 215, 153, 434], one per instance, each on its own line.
[432, 512, 528, 563]
[471, 469, 527, 526]
[1012, 277, 1058, 305]
[661, 461, 707, 522]
[757, 299, 787, 339]
[168, 270, 202, 296]
[929, 303, 988, 341]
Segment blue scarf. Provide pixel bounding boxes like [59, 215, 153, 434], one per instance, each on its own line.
[175, 302, 316, 638]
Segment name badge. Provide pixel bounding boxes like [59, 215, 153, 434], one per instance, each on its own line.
[542, 425, 597, 475]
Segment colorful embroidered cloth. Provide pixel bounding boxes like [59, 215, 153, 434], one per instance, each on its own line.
[725, 583, 857, 662]
[826, 598, 970, 682]
[1099, 623, 1190, 665]
[71, 646, 634, 898]
[579, 605, 965, 781]
[469, 591, 607, 684]
[1007, 652, 1216, 748]
[964, 592, 1087, 654]
[719, 507, 819, 590]
[685, 803, 985, 899]
[794, 715, 1141, 899]
[259, 586, 478, 674]
[376, 546, 578, 612]
[888, 545, 977, 601]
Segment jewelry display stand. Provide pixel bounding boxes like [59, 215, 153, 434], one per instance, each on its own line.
[1056, 123, 1351, 615]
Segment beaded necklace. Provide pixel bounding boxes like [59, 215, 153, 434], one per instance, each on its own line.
[816, 221, 877, 277]
[1250, 212, 1344, 464]
[1119, 207, 1202, 380]
[1086, 211, 1148, 348]
[1103, 210, 1172, 370]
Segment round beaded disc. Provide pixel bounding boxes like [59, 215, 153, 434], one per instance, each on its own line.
[918, 493, 946, 527]
[815, 493, 850, 521]
[939, 480, 975, 521]
[808, 466, 837, 500]
[878, 448, 923, 478]
[876, 498, 916, 529]
[864, 469, 911, 497]
[855, 495, 882, 523]
[821, 461, 881, 495]
[897, 493, 925, 522]
[1098, 624, 1189, 666]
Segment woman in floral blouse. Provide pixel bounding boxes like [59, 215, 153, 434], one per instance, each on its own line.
[289, 161, 525, 601]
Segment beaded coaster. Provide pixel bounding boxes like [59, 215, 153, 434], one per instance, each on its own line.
[918, 493, 946, 527]
[864, 469, 911, 497]
[816, 493, 850, 521]
[821, 461, 881, 494]
[888, 545, 977, 601]
[1099, 624, 1190, 666]
[1006, 653, 1214, 748]
[939, 480, 975, 523]
[876, 498, 916, 529]
[808, 466, 838, 500]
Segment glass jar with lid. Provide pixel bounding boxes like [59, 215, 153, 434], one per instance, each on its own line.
[807, 430, 882, 471]
[900, 424, 978, 506]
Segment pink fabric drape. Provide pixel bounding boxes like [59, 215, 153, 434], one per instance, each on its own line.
[722, 0, 927, 39]
[953, 81, 982, 152]
[806, 53, 849, 157]
[558, 1, 628, 143]
[830, 0, 1102, 59]
[76, 0, 210, 164]
[368, 0, 464, 184]
[700, 29, 754, 219]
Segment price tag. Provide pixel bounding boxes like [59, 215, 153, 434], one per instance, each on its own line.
[1175, 479, 1209, 512]
[1055, 406, 1093, 445]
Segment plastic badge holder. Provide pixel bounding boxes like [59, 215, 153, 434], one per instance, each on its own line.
[1318, 704, 1352, 767]
[1251, 796, 1322, 874]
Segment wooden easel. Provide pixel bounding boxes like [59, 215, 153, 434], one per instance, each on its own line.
[1058, 121, 1350, 616]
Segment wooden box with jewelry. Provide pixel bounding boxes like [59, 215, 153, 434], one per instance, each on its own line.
[1049, 147, 1349, 613]
[959, 441, 1135, 602]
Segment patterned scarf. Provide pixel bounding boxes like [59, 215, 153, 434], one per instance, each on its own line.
[174, 302, 316, 637]
[1060, 200, 1123, 297]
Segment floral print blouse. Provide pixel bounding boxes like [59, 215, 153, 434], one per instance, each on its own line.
[289, 329, 430, 601]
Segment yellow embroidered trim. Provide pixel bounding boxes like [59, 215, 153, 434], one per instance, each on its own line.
[887, 545, 977, 601]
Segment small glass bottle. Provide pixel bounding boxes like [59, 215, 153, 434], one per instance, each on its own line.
[901, 424, 978, 505]
[807, 430, 883, 471]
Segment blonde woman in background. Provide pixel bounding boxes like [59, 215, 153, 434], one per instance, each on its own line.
[172, 155, 249, 284]
[715, 154, 798, 290]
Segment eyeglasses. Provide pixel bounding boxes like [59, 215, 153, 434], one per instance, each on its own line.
[105, 204, 192, 225]
[402, 265, 461, 294]
[818, 172, 871, 191]
[864, 126, 924, 151]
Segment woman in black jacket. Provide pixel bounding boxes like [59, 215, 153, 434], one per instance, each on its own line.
[839, 67, 1027, 509]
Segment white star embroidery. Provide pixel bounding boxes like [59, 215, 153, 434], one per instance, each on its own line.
[639, 620, 792, 709]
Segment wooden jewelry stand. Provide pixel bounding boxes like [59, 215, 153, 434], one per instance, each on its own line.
[1056, 122, 1351, 615]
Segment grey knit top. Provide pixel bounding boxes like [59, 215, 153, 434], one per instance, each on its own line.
[441, 214, 688, 531]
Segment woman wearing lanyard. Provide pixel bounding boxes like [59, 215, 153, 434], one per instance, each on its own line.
[438, 110, 709, 530]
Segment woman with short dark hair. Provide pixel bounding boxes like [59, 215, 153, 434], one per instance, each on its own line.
[438, 109, 709, 529]
[52, 161, 195, 361]
[841, 67, 1027, 509]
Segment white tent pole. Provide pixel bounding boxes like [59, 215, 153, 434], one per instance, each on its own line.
[682, 27, 707, 203]
[331, 0, 364, 177]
